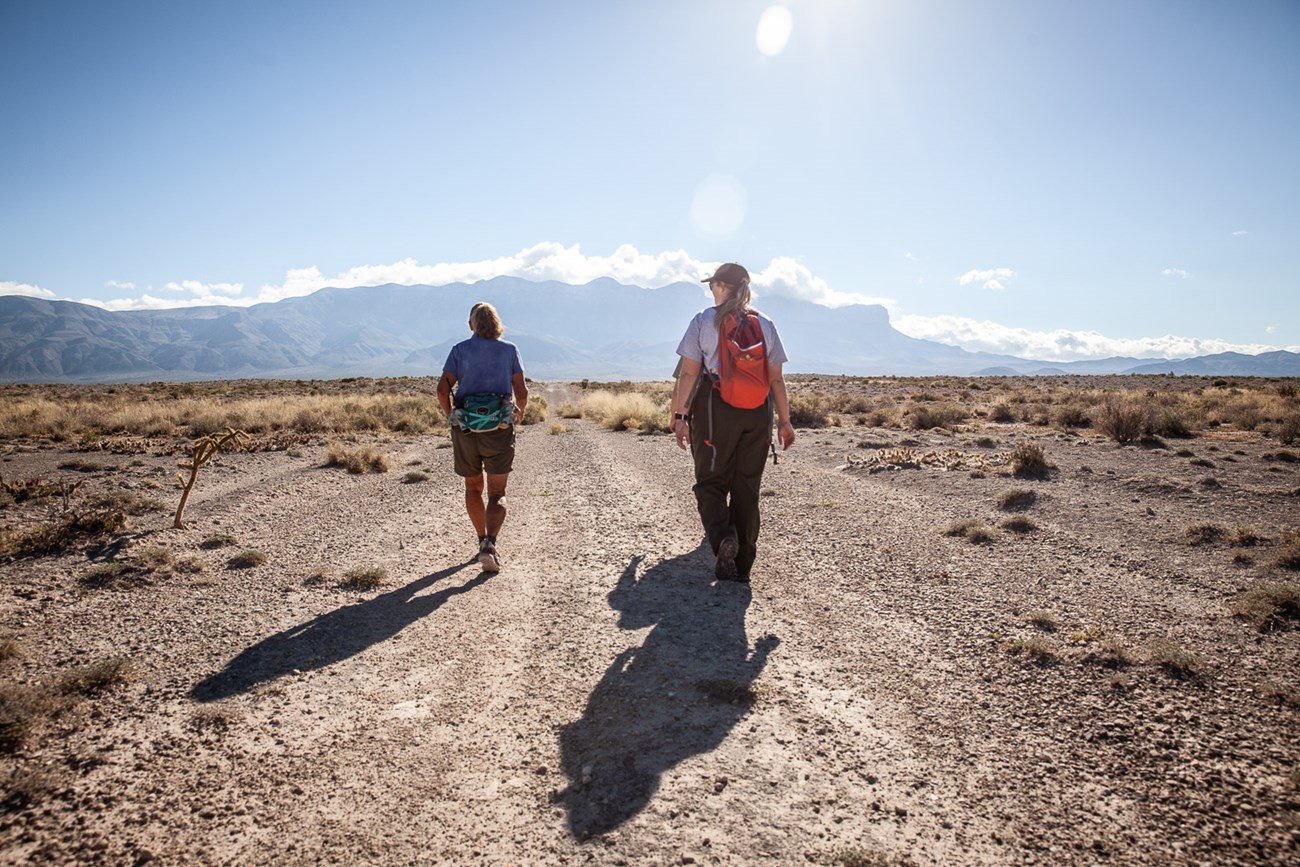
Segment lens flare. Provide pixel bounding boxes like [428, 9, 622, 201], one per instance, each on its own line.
[690, 175, 748, 241]
[756, 6, 793, 57]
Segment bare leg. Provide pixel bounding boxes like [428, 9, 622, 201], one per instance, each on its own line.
[464, 474, 487, 538]
[485, 472, 509, 538]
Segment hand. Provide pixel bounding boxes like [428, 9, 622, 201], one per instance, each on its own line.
[778, 421, 795, 450]
[514, 407, 525, 425]
[674, 419, 690, 450]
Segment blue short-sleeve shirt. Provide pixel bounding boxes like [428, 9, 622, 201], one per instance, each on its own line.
[443, 334, 524, 398]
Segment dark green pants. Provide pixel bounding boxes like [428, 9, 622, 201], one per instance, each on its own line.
[689, 386, 772, 577]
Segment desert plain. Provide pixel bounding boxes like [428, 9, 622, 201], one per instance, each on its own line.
[1, 374, 1298, 866]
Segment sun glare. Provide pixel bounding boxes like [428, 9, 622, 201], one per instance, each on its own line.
[690, 175, 748, 241]
[756, 5, 793, 56]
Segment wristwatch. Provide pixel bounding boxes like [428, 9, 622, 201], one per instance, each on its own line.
[673, 412, 691, 422]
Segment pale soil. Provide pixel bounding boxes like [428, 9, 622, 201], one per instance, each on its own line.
[2, 381, 1299, 866]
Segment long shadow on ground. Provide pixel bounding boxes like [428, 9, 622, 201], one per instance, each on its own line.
[558, 547, 778, 838]
[192, 561, 488, 702]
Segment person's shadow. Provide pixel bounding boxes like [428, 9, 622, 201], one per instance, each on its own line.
[557, 546, 778, 838]
[191, 561, 489, 702]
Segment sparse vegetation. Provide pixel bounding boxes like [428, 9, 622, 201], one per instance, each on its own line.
[60, 656, 132, 696]
[174, 428, 249, 529]
[200, 533, 238, 549]
[341, 566, 387, 590]
[943, 518, 994, 544]
[1145, 638, 1199, 679]
[999, 516, 1037, 533]
[1005, 636, 1058, 665]
[1184, 523, 1226, 546]
[1230, 581, 1300, 631]
[403, 470, 430, 483]
[996, 487, 1037, 511]
[227, 549, 267, 569]
[548, 422, 566, 435]
[580, 390, 669, 432]
[1010, 443, 1051, 479]
[1023, 610, 1058, 631]
[325, 443, 391, 474]
[1096, 397, 1148, 443]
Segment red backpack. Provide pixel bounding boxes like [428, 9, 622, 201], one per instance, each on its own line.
[716, 310, 771, 409]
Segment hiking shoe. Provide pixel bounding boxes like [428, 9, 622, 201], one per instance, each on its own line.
[715, 536, 739, 581]
[478, 537, 500, 572]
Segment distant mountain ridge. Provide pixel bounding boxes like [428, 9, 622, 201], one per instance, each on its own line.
[0, 278, 1296, 381]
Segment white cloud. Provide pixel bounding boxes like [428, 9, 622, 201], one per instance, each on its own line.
[1266, 325, 1277, 334]
[1231, 230, 1249, 236]
[105, 280, 136, 291]
[893, 313, 1280, 362]
[0, 281, 56, 299]
[957, 268, 1017, 291]
[1161, 268, 1190, 279]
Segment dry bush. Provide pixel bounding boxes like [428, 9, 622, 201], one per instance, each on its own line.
[199, 533, 238, 549]
[580, 391, 669, 432]
[227, 549, 267, 569]
[1053, 404, 1091, 428]
[906, 402, 966, 431]
[1, 508, 128, 557]
[1, 683, 65, 753]
[996, 487, 1037, 511]
[1184, 523, 1227, 546]
[522, 396, 548, 425]
[341, 566, 387, 590]
[1004, 636, 1058, 665]
[1082, 637, 1132, 669]
[1228, 526, 1266, 547]
[1023, 610, 1058, 631]
[787, 392, 831, 427]
[557, 403, 582, 419]
[1096, 397, 1149, 443]
[325, 444, 391, 474]
[1000, 516, 1037, 533]
[548, 423, 566, 435]
[1277, 413, 1300, 445]
[988, 402, 1016, 423]
[1275, 531, 1300, 570]
[402, 470, 430, 483]
[1010, 443, 1051, 479]
[1145, 638, 1199, 679]
[943, 518, 994, 544]
[60, 657, 132, 696]
[1230, 581, 1300, 631]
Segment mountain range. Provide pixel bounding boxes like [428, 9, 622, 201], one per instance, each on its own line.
[1, 277, 1296, 381]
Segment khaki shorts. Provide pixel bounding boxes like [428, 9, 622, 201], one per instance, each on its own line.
[450, 426, 516, 477]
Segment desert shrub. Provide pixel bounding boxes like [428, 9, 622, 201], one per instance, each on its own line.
[60, 657, 132, 696]
[174, 555, 206, 573]
[227, 549, 267, 569]
[557, 403, 582, 419]
[1276, 531, 1300, 570]
[906, 402, 966, 431]
[1083, 637, 1132, 669]
[1052, 404, 1091, 428]
[199, 533, 238, 549]
[135, 546, 175, 571]
[787, 392, 831, 427]
[580, 391, 668, 432]
[341, 566, 387, 590]
[1146, 638, 1199, 679]
[0, 639, 18, 663]
[1228, 526, 1266, 547]
[0, 684, 63, 753]
[1, 508, 128, 556]
[1149, 407, 1194, 438]
[1278, 413, 1300, 445]
[402, 470, 429, 483]
[943, 518, 994, 543]
[1096, 396, 1149, 443]
[521, 396, 548, 425]
[325, 444, 390, 474]
[548, 422, 566, 435]
[1004, 636, 1058, 665]
[1000, 516, 1037, 533]
[1010, 443, 1051, 479]
[1184, 523, 1226, 545]
[996, 487, 1037, 511]
[1230, 581, 1300, 631]
[988, 402, 1015, 423]
[1023, 610, 1058, 631]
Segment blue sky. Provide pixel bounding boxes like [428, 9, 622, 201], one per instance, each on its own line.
[2, 0, 1297, 362]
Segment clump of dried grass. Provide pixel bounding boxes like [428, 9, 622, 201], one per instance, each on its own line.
[1231, 581, 1300, 631]
[325, 444, 391, 474]
[580, 391, 669, 432]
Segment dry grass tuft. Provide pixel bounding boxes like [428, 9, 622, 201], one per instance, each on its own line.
[999, 516, 1037, 534]
[548, 422, 566, 435]
[1082, 637, 1132, 669]
[1184, 523, 1226, 546]
[402, 470, 430, 483]
[1145, 638, 1200, 679]
[227, 549, 267, 569]
[1023, 610, 1058, 631]
[60, 657, 132, 696]
[1010, 443, 1052, 479]
[325, 444, 391, 474]
[199, 533, 238, 550]
[996, 487, 1037, 511]
[1004, 636, 1059, 665]
[943, 518, 995, 544]
[580, 391, 669, 432]
[1230, 581, 1300, 631]
[340, 566, 387, 590]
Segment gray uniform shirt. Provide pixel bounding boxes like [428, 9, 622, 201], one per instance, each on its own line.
[676, 307, 789, 375]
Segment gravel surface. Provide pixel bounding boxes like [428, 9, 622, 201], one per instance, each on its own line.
[2, 380, 1298, 865]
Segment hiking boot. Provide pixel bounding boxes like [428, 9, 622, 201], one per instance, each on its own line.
[478, 536, 500, 572]
[715, 536, 738, 581]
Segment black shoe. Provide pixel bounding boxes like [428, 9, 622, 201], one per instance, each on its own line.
[715, 536, 738, 581]
[478, 536, 500, 572]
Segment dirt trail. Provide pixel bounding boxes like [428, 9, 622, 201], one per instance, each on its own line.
[2, 389, 1298, 865]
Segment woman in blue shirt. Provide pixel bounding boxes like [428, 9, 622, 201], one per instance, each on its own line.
[436, 302, 528, 572]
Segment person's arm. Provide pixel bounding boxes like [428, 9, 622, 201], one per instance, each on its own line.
[672, 357, 701, 450]
[511, 371, 528, 424]
[436, 371, 456, 420]
[769, 363, 796, 450]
